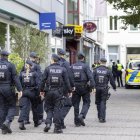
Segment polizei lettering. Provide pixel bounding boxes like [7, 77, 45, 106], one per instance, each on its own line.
[50, 69, 62, 74]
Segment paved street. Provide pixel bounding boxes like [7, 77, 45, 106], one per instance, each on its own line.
[1, 87, 140, 140]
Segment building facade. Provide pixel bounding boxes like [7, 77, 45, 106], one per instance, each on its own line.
[0, 0, 64, 59]
[103, 5, 140, 67]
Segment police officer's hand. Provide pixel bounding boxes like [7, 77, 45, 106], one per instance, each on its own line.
[40, 92, 45, 97]
[72, 87, 76, 91]
[18, 91, 23, 99]
[92, 88, 96, 94]
[68, 92, 73, 98]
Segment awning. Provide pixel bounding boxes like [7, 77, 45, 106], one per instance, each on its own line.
[0, 9, 37, 25]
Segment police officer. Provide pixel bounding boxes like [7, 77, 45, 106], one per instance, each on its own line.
[23, 52, 43, 125]
[40, 54, 71, 133]
[0, 51, 22, 134]
[57, 48, 75, 129]
[18, 60, 40, 130]
[116, 60, 124, 87]
[93, 58, 116, 123]
[71, 52, 95, 127]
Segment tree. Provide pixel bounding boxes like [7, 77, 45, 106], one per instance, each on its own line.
[106, 0, 140, 27]
[8, 53, 24, 74]
[10, 25, 50, 63]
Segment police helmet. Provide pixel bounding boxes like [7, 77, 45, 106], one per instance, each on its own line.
[57, 48, 66, 55]
[30, 52, 37, 58]
[100, 58, 107, 63]
[51, 54, 60, 62]
[0, 50, 10, 56]
[26, 60, 33, 66]
[77, 52, 85, 59]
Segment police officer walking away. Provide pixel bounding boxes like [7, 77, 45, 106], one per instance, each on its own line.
[29, 52, 43, 124]
[18, 60, 40, 130]
[116, 60, 124, 87]
[40, 54, 71, 134]
[71, 52, 95, 127]
[57, 48, 75, 129]
[0, 51, 22, 134]
[112, 61, 117, 81]
[93, 58, 116, 123]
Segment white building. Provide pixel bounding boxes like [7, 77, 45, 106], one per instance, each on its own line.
[103, 5, 140, 67]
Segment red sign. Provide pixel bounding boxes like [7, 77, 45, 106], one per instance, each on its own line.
[83, 22, 97, 33]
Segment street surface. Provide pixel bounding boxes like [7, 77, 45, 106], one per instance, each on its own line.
[1, 87, 140, 140]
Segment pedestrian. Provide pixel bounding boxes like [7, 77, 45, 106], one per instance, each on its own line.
[18, 60, 40, 130]
[40, 54, 71, 134]
[71, 52, 95, 127]
[116, 60, 124, 87]
[0, 51, 22, 134]
[57, 48, 75, 129]
[93, 58, 116, 123]
[112, 61, 117, 81]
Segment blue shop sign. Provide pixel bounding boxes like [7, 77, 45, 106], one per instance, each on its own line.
[39, 13, 56, 30]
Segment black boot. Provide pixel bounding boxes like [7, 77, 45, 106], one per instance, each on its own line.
[54, 124, 63, 134]
[1, 121, 12, 134]
[61, 120, 66, 129]
[19, 122, 26, 130]
[34, 121, 39, 127]
[44, 124, 51, 132]
[78, 115, 85, 126]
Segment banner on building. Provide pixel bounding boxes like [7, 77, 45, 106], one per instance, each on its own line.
[94, 0, 107, 17]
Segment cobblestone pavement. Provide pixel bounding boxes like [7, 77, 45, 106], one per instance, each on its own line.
[0, 87, 140, 140]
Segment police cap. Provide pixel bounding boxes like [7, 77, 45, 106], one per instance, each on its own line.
[30, 52, 37, 58]
[78, 52, 85, 59]
[0, 51, 10, 56]
[100, 58, 107, 63]
[26, 60, 33, 66]
[51, 54, 60, 62]
[57, 48, 66, 55]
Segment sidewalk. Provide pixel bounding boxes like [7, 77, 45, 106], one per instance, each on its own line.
[0, 88, 140, 140]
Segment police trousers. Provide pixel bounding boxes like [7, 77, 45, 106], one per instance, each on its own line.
[72, 86, 90, 125]
[18, 89, 38, 123]
[44, 88, 62, 128]
[0, 85, 16, 127]
[95, 87, 108, 120]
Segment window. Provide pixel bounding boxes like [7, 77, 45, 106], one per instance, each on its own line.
[109, 16, 119, 31]
[68, 0, 79, 24]
[129, 25, 140, 32]
[68, 0, 79, 12]
[68, 13, 79, 24]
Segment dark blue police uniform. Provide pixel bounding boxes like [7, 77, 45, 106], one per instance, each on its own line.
[71, 53, 95, 126]
[93, 58, 116, 123]
[58, 49, 75, 129]
[0, 51, 22, 134]
[18, 60, 40, 130]
[40, 54, 71, 133]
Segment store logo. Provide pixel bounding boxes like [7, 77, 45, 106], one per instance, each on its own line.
[83, 22, 97, 33]
[63, 26, 75, 37]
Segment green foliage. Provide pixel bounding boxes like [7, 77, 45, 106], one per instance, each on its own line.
[106, 0, 140, 27]
[0, 22, 6, 49]
[8, 53, 24, 74]
[10, 24, 49, 62]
